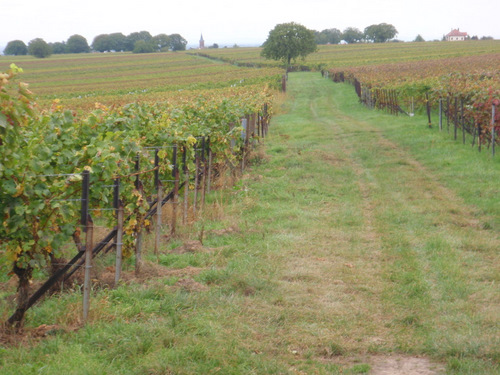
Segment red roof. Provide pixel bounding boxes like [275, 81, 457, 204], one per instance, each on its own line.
[446, 29, 468, 37]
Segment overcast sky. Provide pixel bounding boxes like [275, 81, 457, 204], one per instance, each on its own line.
[1, 0, 499, 50]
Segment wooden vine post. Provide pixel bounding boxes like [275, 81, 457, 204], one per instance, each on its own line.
[115, 200, 124, 285]
[183, 146, 189, 224]
[81, 170, 93, 322]
[492, 104, 496, 157]
[154, 149, 162, 256]
[171, 144, 179, 236]
[113, 177, 124, 285]
[134, 154, 143, 276]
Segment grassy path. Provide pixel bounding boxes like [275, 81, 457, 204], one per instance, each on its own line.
[232, 72, 500, 373]
[1, 72, 499, 374]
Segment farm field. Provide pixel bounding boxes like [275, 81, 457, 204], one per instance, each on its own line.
[0, 51, 283, 110]
[1, 42, 499, 374]
[1, 72, 499, 375]
[193, 40, 500, 68]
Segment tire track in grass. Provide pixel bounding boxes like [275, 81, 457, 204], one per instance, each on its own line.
[267, 73, 498, 373]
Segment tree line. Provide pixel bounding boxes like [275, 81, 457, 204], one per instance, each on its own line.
[3, 31, 188, 58]
[314, 23, 399, 44]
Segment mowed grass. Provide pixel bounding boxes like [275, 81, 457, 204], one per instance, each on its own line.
[1, 73, 499, 374]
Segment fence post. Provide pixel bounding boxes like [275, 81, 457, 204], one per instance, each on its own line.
[454, 98, 458, 140]
[81, 170, 92, 322]
[201, 137, 207, 211]
[135, 153, 140, 189]
[193, 142, 200, 216]
[155, 183, 163, 256]
[478, 123, 482, 152]
[446, 97, 450, 133]
[492, 104, 496, 157]
[83, 215, 93, 322]
[135, 228, 143, 276]
[439, 98, 443, 131]
[154, 148, 162, 256]
[461, 99, 466, 144]
[426, 93, 432, 128]
[207, 138, 212, 195]
[115, 200, 124, 285]
[154, 148, 159, 189]
[113, 178, 123, 284]
[171, 144, 178, 236]
[183, 146, 189, 224]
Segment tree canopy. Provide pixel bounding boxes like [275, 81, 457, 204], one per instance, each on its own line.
[4, 40, 27, 56]
[28, 38, 51, 58]
[153, 34, 171, 51]
[50, 42, 67, 54]
[414, 34, 425, 42]
[133, 40, 155, 54]
[314, 28, 342, 45]
[364, 23, 398, 43]
[92, 32, 186, 52]
[342, 27, 364, 44]
[261, 22, 317, 67]
[169, 34, 187, 51]
[66, 34, 90, 53]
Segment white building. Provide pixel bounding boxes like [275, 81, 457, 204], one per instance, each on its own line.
[446, 29, 468, 41]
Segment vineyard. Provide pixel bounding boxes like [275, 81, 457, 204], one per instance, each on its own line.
[193, 42, 500, 150]
[0, 54, 278, 328]
[327, 53, 500, 152]
[192, 40, 500, 69]
[0, 43, 499, 374]
[0, 52, 283, 111]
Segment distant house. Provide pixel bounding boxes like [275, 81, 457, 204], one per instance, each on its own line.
[446, 29, 468, 41]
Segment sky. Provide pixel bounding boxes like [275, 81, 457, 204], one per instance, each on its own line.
[1, 0, 499, 50]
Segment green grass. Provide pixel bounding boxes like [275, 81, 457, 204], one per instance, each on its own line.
[1, 72, 499, 374]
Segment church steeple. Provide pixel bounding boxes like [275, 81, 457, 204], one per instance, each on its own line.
[199, 34, 205, 49]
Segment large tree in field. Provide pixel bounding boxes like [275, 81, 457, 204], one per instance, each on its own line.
[169, 34, 187, 51]
[261, 22, 317, 67]
[28, 38, 51, 58]
[66, 34, 90, 53]
[4, 40, 28, 56]
[364, 23, 398, 43]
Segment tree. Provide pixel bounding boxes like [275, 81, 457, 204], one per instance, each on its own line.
[126, 31, 153, 51]
[28, 38, 51, 58]
[92, 34, 112, 52]
[153, 33, 171, 51]
[209, 43, 219, 49]
[92, 33, 126, 52]
[342, 27, 364, 43]
[66, 34, 90, 53]
[4, 40, 28, 55]
[169, 34, 187, 51]
[414, 34, 425, 42]
[108, 33, 128, 52]
[315, 28, 342, 45]
[133, 40, 155, 53]
[261, 22, 317, 67]
[364, 23, 398, 43]
[50, 42, 67, 54]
